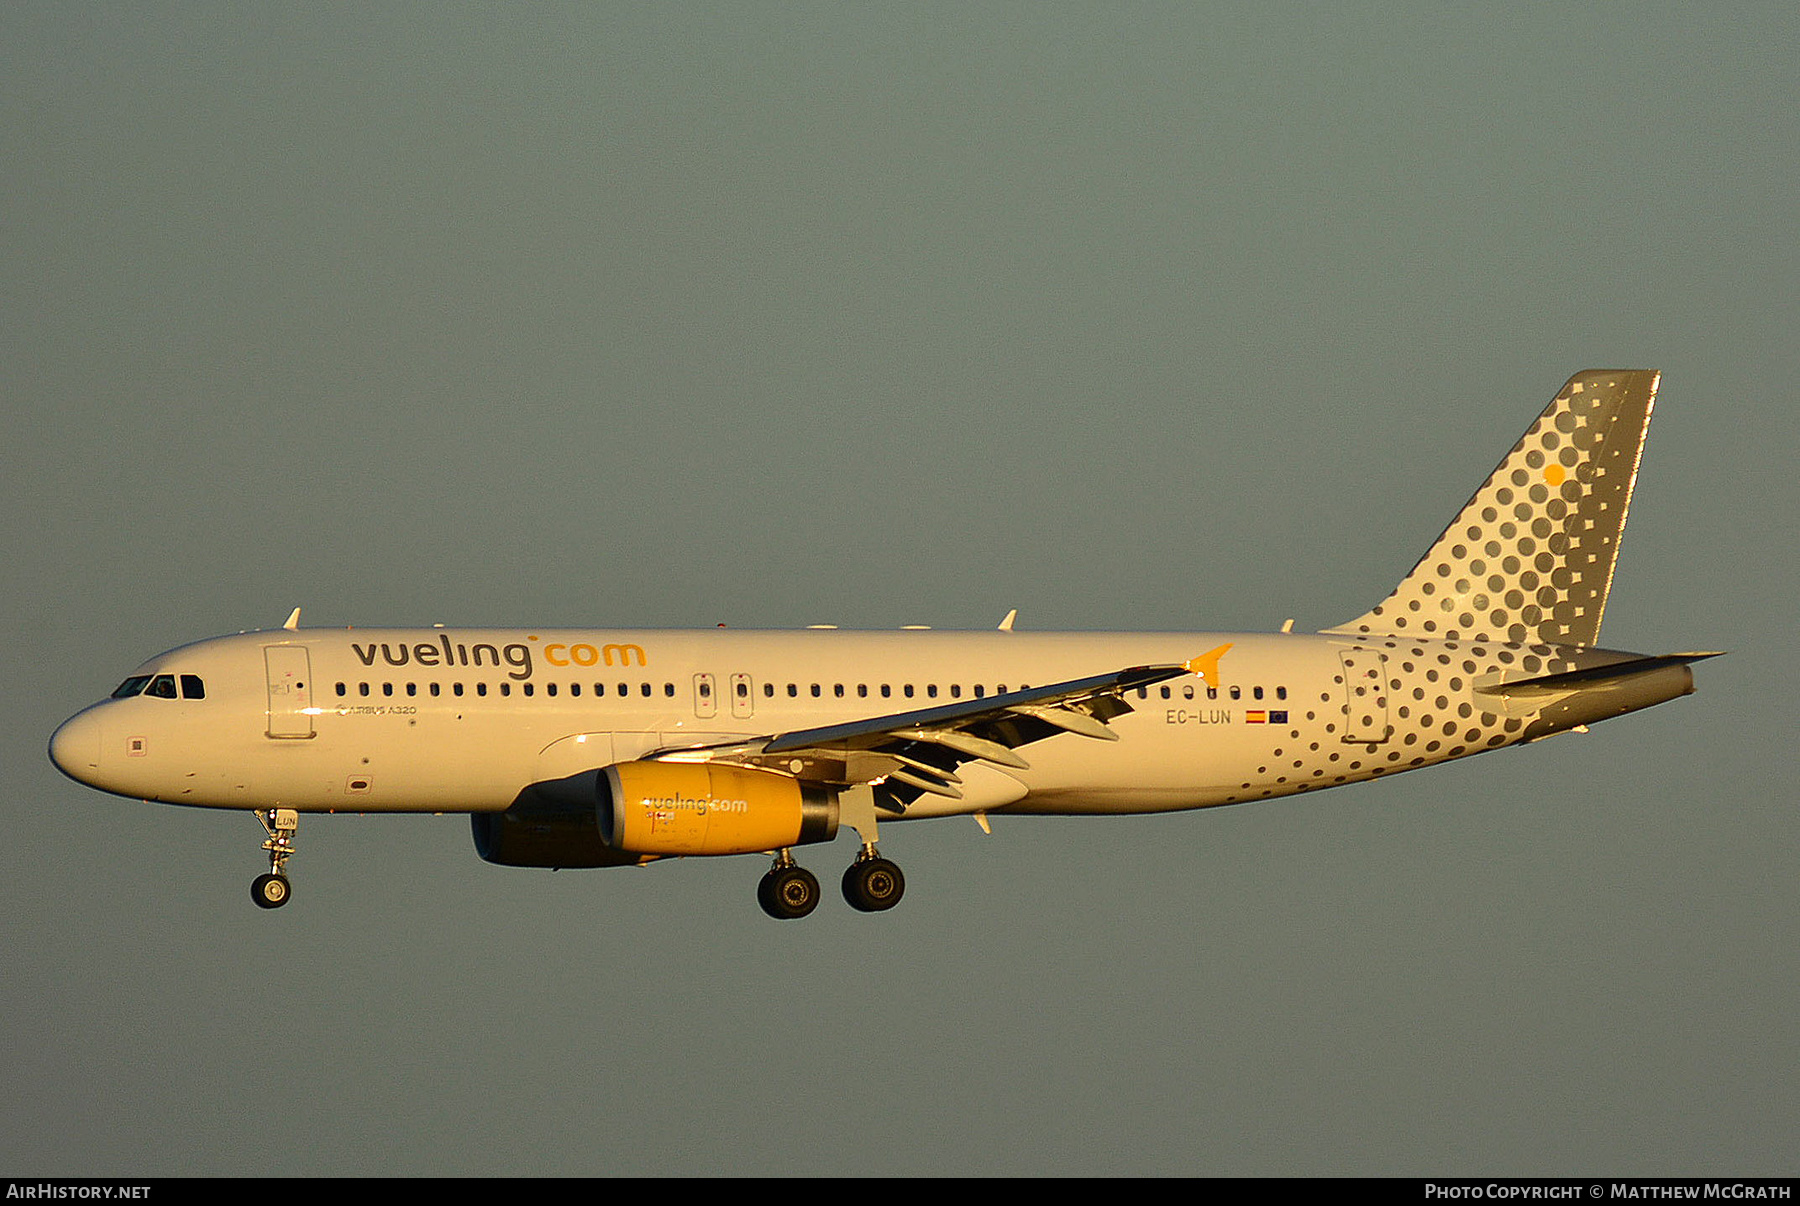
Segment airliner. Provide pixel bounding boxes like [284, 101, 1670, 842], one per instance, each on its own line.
[50, 370, 1716, 918]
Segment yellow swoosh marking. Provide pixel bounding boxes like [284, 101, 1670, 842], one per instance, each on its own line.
[1184, 643, 1234, 689]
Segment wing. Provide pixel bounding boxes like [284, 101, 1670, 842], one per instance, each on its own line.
[645, 655, 1216, 816]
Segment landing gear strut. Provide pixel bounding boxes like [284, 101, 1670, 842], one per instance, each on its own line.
[757, 850, 820, 920]
[251, 808, 298, 910]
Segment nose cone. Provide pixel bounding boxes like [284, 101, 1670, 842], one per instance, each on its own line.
[50, 708, 103, 786]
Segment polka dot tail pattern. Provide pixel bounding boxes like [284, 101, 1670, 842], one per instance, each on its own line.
[1329, 370, 1659, 649]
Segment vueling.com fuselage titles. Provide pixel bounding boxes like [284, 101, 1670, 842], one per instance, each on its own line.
[348, 634, 647, 680]
[50, 370, 1718, 919]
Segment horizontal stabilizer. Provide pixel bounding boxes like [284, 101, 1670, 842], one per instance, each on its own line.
[1477, 652, 1722, 702]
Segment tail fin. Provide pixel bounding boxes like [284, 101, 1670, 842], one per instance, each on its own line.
[1327, 369, 1660, 648]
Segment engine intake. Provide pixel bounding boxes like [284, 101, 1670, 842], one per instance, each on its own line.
[471, 770, 648, 868]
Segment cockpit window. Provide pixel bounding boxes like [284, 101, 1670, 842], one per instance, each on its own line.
[112, 676, 152, 698]
[180, 674, 206, 700]
[145, 674, 178, 699]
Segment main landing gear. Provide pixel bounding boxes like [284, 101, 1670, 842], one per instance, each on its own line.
[757, 852, 820, 920]
[843, 848, 905, 912]
[757, 844, 906, 920]
[250, 808, 298, 910]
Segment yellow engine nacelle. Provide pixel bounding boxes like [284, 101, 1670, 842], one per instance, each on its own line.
[600, 763, 839, 856]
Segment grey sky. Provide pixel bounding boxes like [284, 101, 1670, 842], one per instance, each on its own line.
[5, 4, 1796, 1176]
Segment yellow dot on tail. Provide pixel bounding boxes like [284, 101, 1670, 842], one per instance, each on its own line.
[1544, 463, 1565, 486]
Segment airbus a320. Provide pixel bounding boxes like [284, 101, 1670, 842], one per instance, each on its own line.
[50, 370, 1717, 918]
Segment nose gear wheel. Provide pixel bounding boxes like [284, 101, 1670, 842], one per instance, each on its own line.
[251, 809, 298, 910]
[251, 872, 290, 909]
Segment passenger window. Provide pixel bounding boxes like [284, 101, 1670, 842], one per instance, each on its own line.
[926, 685, 938, 698]
[547, 683, 558, 697]
[405, 682, 417, 697]
[146, 674, 178, 699]
[763, 683, 774, 698]
[663, 683, 674, 697]
[810, 684, 821, 698]
[1253, 686, 1264, 700]
[1229, 686, 1241, 701]
[833, 684, 844, 698]
[523, 683, 534, 697]
[880, 685, 891, 698]
[787, 684, 798, 698]
[903, 685, 914, 698]
[1160, 687, 1170, 699]
[335, 682, 347, 697]
[359, 683, 370, 697]
[858, 684, 868, 698]
[640, 683, 651, 697]
[111, 676, 152, 698]
[477, 683, 488, 697]
[430, 683, 441, 697]
[383, 682, 394, 697]
[453, 683, 464, 697]
[1276, 686, 1287, 700]
[500, 683, 510, 697]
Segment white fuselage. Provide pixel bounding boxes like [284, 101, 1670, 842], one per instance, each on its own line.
[49, 625, 1679, 821]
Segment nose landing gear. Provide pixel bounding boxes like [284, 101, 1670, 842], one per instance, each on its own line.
[251, 872, 290, 908]
[250, 808, 298, 910]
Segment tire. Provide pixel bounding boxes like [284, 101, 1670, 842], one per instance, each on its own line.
[759, 866, 819, 920]
[842, 857, 905, 913]
[251, 873, 290, 910]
